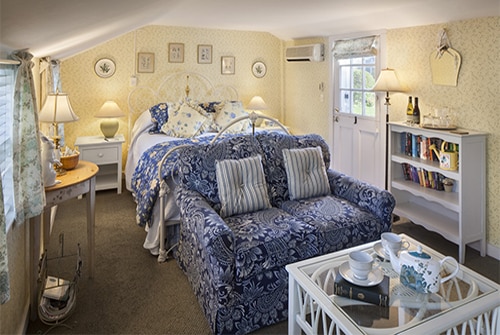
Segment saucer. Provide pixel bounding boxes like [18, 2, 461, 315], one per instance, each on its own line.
[373, 242, 389, 260]
[338, 261, 384, 287]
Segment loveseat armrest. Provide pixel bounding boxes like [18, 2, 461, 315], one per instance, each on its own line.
[175, 187, 236, 305]
[327, 169, 396, 229]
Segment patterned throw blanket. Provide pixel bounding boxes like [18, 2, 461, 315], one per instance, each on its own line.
[131, 136, 215, 227]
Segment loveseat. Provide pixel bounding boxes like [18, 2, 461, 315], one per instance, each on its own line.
[173, 132, 395, 335]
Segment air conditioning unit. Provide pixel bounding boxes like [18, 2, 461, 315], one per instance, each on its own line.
[285, 44, 324, 62]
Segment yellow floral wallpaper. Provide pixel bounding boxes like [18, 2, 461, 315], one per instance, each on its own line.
[60, 25, 283, 163]
[386, 17, 500, 249]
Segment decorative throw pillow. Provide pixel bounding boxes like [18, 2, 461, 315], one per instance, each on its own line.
[282, 146, 330, 200]
[161, 103, 210, 138]
[216, 155, 272, 218]
[148, 102, 170, 134]
[213, 101, 252, 134]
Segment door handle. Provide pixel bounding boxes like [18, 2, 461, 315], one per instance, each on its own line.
[354, 116, 358, 124]
[334, 116, 339, 122]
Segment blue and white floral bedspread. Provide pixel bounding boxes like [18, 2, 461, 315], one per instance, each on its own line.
[131, 136, 215, 227]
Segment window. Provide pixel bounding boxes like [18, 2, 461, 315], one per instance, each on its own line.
[332, 35, 379, 118]
[338, 56, 377, 117]
[0, 65, 17, 231]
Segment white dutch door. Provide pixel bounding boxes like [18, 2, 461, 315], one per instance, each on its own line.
[331, 36, 385, 189]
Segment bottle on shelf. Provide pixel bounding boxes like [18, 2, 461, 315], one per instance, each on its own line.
[406, 96, 414, 123]
[413, 97, 421, 124]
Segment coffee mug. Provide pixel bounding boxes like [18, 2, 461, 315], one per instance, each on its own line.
[381, 232, 410, 256]
[348, 251, 379, 280]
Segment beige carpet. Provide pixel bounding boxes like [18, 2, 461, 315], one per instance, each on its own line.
[26, 186, 499, 334]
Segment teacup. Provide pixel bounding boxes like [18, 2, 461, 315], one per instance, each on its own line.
[381, 232, 410, 257]
[348, 251, 379, 280]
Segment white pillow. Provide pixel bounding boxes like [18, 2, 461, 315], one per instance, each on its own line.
[214, 101, 251, 134]
[161, 103, 210, 138]
[131, 110, 154, 138]
[282, 146, 330, 200]
[216, 155, 271, 218]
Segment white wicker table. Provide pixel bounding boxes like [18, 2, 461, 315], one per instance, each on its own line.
[286, 234, 499, 335]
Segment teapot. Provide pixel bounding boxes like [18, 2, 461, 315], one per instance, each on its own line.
[429, 141, 458, 171]
[388, 245, 459, 293]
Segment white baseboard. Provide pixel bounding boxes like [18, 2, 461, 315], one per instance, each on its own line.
[469, 240, 500, 261]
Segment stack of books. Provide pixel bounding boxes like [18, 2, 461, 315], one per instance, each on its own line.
[333, 267, 390, 307]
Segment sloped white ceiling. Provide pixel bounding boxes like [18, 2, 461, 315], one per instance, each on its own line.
[1, 0, 499, 59]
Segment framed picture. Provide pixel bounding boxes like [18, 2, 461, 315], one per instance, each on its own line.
[221, 56, 235, 75]
[198, 45, 212, 64]
[94, 58, 116, 78]
[137, 52, 154, 73]
[169, 43, 184, 63]
[252, 61, 267, 78]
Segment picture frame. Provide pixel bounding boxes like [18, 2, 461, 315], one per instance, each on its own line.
[94, 58, 116, 78]
[221, 56, 235, 75]
[252, 61, 267, 78]
[137, 52, 155, 73]
[198, 45, 212, 64]
[169, 43, 184, 63]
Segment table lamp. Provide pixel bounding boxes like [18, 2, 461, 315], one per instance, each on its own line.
[95, 101, 125, 138]
[39, 91, 80, 151]
[247, 96, 268, 128]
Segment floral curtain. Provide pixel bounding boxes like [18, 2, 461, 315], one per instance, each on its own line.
[12, 51, 45, 224]
[332, 35, 379, 59]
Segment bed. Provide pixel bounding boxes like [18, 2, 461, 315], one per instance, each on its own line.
[126, 72, 256, 260]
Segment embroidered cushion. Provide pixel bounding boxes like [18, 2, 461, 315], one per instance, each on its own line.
[216, 155, 271, 218]
[161, 102, 210, 138]
[282, 146, 330, 200]
[213, 101, 251, 133]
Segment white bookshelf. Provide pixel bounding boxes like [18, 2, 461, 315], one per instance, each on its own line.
[388, 121, 487, 263]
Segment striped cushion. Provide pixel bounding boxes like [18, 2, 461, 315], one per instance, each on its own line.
[282, 146, 330, 200]
[216, 155, 272, 218]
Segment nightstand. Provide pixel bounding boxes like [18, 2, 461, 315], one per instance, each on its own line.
[75, 135, 125, 193]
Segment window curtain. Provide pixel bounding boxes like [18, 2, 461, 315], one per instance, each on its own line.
[332, 35, 378, 59]
[12, 51, 44, 224]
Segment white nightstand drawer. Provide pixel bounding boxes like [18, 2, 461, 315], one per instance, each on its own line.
[81, 147, 118, 164]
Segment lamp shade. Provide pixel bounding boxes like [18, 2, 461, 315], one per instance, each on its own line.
[247, 96, 268, 111]
[39, 92, 79, 123]
[95, 101, 125, 118]
[372, 68, 404, 92]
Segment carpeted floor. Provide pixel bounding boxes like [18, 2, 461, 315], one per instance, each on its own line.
[26, 186, 499, 335]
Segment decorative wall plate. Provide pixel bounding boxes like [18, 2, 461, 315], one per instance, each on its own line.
[252, 61, 267, 78]
[94, 58, 116, 78]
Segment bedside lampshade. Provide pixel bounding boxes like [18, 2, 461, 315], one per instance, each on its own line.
[39, 91, 79, 149]
[247, 96, 268, 127]
[95, 101, 125, 138]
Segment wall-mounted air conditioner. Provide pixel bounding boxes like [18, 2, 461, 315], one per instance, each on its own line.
[285, 43, 324, 62]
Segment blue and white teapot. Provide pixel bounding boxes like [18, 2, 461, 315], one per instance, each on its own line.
[388, 245, 459, 293]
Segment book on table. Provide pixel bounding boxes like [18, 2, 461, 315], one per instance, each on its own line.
[334, 267, 390, 307]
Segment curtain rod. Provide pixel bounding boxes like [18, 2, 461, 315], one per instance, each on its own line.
[0, 59, 21, 65]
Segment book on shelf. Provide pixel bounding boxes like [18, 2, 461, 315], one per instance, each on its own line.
[400, 163, 448, 191]
[334, 267, 390, 307]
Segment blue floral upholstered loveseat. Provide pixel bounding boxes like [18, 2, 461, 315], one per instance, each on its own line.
[173, 132, 395, 335]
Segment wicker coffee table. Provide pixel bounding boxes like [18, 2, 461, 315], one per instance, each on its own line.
[286, 234, 499, 335]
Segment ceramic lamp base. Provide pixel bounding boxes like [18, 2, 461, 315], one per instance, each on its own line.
[100, 119, 119, 138]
